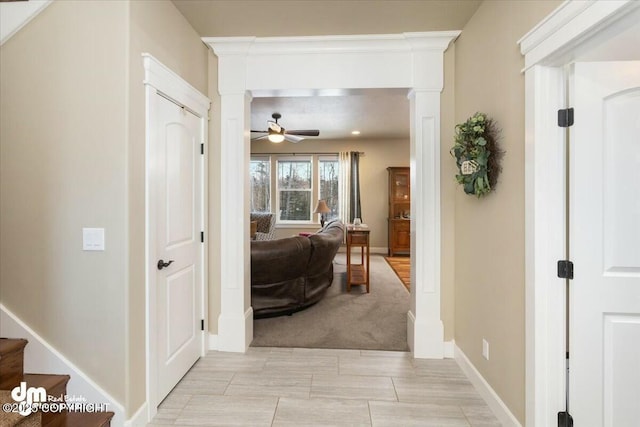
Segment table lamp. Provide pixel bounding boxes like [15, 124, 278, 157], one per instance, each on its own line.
[314, 200, 331, 227]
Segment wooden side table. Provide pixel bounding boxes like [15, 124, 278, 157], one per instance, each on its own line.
[346, 227, 370, 293]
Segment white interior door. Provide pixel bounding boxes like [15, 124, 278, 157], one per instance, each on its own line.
[570, 61, 640, 426]
[154, 93, 203, 403]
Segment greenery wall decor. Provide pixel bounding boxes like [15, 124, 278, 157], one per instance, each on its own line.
[450, 112, 503, 197]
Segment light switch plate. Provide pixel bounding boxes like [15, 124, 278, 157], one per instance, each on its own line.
[83, 228, 105, 251]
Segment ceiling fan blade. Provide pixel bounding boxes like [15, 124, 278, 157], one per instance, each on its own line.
[285, 130, 320, 137]
[284, 134, 304, 143]
[251, 135, 270, 141]
[250, 130, 268, 133]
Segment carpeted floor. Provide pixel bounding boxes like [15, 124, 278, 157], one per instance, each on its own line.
[251, 254, 410, 351]
[384, 256, 411, 291]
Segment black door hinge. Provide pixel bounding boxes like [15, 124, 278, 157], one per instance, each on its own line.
[558, 108, 574, 127]
[201, 319, 204, 331]
[557, 260, 574, 279]
[558, 411, 573, 427]
[200, 143, 204, 155]
[200, 231, 204, 243]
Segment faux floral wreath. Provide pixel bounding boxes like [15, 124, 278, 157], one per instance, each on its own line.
[450, 112, 503, 197]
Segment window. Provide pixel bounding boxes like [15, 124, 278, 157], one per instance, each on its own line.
[250, 157, 270, 212]
[277, 158, 312, 222]
[318, 156, 339, 221]
[249, 154, 341, 226]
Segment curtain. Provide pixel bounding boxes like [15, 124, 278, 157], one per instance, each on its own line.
[339, 152, 351, 227]
[339, 151, 362, 224]
[350, 151, 362, 222]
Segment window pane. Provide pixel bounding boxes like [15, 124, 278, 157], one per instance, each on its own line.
[279, 191, 311, 221]
[319, 160, 339, 220]
[278, 161, 311, 190]
[250, 158, 270, 212]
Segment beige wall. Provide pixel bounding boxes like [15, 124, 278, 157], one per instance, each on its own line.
[0, 0, 209, 416]
[0, 0, 129, 402]
[251, 138, 410, 248]
[127, 0, 209, 415]
[453, 0, 562, 423]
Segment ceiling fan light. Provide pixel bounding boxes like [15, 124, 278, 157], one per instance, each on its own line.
[268, 133, 285, 143]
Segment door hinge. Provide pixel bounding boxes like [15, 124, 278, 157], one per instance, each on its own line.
[200, 231, 204, 243]
[557, 260, 574, 279]
[558, 108, 574, 127]
[558, 411, 573, 427]
[201, 319, 204, 331]
[200, 143, 204, 155]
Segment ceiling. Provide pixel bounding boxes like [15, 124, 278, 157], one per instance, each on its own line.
[172, 1, 481, 38]
[251, 89, 410, 141]
[173, 0, 481, 141]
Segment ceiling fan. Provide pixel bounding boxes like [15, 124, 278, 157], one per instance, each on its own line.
[251, 113, 320, 143]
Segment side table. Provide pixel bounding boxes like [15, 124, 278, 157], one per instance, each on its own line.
[346, 227, 370, 293]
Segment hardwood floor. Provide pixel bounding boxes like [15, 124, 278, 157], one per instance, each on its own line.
[147, 347, 500, 426]
[384, 256, 410, 291]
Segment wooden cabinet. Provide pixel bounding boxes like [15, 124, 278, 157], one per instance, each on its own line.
[387, 167, 410, 256]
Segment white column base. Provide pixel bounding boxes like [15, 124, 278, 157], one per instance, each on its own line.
[408, 309, 444, 359]
[217, 307, 253, 352]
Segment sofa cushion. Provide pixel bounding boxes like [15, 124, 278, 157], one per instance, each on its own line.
[251, 236, 310, 284]
[251, 236, 311, 315]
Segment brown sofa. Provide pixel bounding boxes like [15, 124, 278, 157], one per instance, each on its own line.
[250, 220, 344, 318]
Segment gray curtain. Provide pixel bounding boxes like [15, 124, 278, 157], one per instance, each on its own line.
[349, 151, 361, 222]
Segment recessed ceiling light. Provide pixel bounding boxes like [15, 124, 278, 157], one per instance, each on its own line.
[351, 130, 361, 135]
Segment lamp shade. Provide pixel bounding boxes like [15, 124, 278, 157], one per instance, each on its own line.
[314, 200, 331, 214]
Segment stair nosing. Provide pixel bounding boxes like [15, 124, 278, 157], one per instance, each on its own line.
[0, 338, 28, 357]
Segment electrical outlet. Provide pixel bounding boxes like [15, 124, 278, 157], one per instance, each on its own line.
[482, 339, 490, 360]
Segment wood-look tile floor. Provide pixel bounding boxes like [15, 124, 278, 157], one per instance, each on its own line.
[147, 347, 501, 426]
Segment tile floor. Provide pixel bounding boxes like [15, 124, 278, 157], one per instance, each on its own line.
[147, 347, 501, 426]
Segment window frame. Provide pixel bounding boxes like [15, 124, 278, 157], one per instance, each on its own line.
[275, 155, 314, 225]
[317, 154, 340, 222]
[249, 155, 272, 213]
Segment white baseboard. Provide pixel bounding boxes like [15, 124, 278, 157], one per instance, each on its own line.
[0, 303, 126, 426]
[454, 344, 521, 427]
[443, 340, 455, 358]
[216, 306, 254, 352]
[208, 333, 219, 351]
[124, 402, 148, 427]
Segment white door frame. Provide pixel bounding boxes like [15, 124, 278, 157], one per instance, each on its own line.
[204, 32, 459, 357]
[143, 53, 210, 420]
[519, 1, 640, 426]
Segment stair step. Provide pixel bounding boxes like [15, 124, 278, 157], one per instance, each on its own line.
[22, 373, 71, 401]
[43, 410, 114, 427]
[0, 389, 42, 427]
[0, 338, 28, 357]
[0, 338, 28, 390]
[21, 373, 71, 427]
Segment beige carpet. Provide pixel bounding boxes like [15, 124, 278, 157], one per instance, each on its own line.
[251, 254, 410, 351]
[384, 256, 411, 291]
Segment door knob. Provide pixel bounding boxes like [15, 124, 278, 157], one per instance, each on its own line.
[157, 259, 174, 270]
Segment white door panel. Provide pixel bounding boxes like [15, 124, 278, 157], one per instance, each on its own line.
[154, 95, 202, 403]
[166, 123, 195, 247]
[570, 61, 640, 426]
